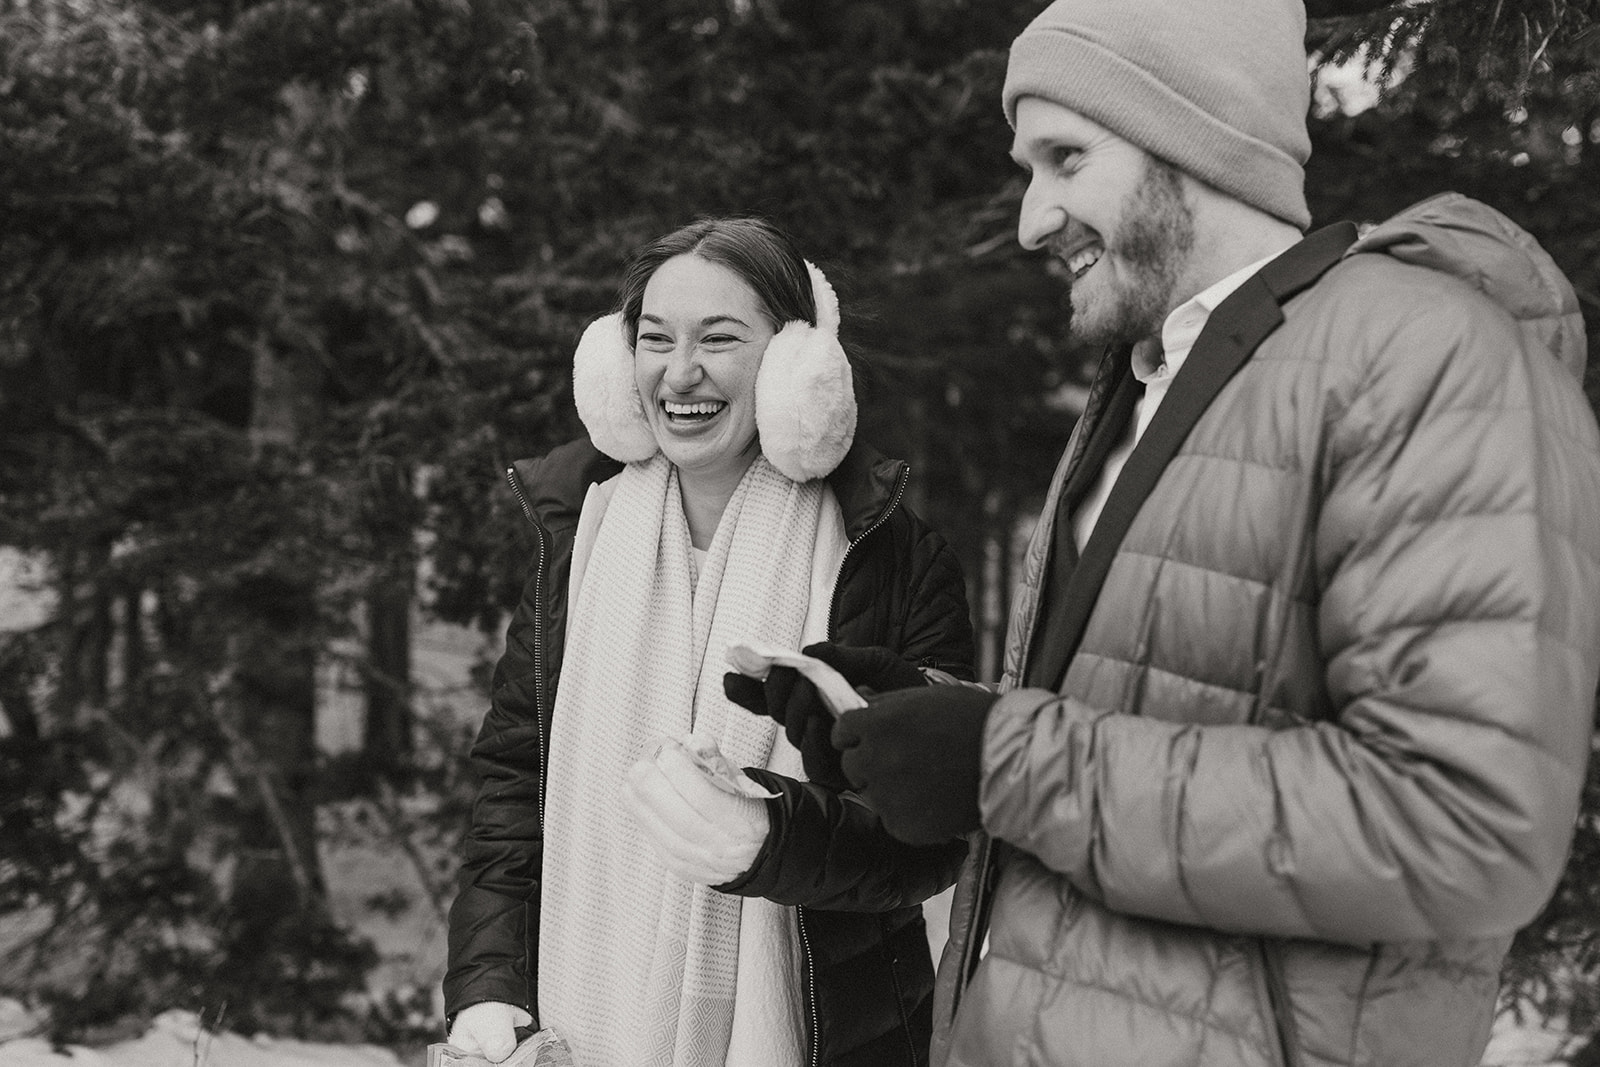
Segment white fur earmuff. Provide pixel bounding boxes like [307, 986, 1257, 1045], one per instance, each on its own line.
[754, 260, 856, 481]
[570, 259, 857, 481]
[571, 312, 659, 463]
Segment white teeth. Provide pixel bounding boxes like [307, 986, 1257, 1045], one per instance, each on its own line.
[663, 400, 725, 417]
[1067, 247, 1103, 277]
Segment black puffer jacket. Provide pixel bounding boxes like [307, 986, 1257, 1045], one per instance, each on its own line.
[445, 437, 976, 1067]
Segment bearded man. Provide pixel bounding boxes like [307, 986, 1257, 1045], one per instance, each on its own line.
[727, 0, 1600, 1064]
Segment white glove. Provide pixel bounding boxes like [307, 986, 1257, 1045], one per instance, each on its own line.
[448, 1001, 533, 1063]
[624, 733, 770, 885]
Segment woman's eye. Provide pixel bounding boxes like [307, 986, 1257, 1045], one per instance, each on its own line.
[637, 332, 673, 349]
[701, 334, 739, 346]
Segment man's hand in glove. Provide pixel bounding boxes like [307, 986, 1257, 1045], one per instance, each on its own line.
[724, 642, 926, 792]
[833, 684, 997, 845]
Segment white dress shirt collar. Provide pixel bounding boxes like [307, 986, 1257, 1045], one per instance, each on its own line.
[1131, 247, 1293, 387]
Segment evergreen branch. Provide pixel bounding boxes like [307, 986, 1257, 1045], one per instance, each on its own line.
[371, 782, 452, 925]
[203, 671, 317, 905]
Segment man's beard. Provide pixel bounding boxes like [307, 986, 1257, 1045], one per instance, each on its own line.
[1066, 158, 1196, 350]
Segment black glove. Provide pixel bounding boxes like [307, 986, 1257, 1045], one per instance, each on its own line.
[723, 642, 927, 792]
[806, 642, 929, 696]
[832, 684, 996, 845]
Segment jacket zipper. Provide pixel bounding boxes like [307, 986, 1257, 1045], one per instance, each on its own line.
[798, 905, 820, 1067]
[882, 918, 917, 1066]
[802, 462, 909, 1066]
[825, 463, 910, 638]
[505, 465, 549, 828]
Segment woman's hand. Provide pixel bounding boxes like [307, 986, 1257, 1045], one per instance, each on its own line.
[625, 734, 770, 885]
[447, 1001, 532, 1063]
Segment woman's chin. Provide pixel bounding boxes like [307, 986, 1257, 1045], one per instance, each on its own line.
[658, 429, 759, 481]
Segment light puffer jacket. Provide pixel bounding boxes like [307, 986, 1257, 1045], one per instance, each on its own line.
[931, 194, 1600, 1067]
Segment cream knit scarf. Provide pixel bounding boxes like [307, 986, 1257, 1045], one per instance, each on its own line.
[539, 453, 824, 1067]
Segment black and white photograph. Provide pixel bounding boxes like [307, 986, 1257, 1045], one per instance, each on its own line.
[3, 1, 1600, 1065]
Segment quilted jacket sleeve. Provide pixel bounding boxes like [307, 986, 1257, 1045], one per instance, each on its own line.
[898, 522, 979, 682]
[980, 277, 1600, 946]
[723, 509, 977, 909]
[442, 566, 546, 1023]
[721, 770, 968, 910]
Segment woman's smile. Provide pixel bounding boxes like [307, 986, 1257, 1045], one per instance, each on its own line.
[661, 398, 729, 427]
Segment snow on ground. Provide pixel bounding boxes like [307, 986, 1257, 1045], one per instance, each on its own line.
[0, 996, 1577, 1067]
[1482, 1017, 1579, 1067]
[0, 1006, 402, 1067]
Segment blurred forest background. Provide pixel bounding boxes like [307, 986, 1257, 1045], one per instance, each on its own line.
[2, 0, 1599, 1060]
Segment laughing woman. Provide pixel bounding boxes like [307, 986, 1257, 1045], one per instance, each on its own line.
[442, 218, 975, 1067]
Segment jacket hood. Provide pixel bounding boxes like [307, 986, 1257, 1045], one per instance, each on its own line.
[1347, 192, 1587, 383]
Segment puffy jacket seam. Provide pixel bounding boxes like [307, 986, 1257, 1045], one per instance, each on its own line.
[1247, 347, 1351, 367]
[1535, 416, 1600, 454]
[1092, 552, 1320, 610]
[1350, 685, 1589, 773]
[1342, 608, 1593, 660]
[491, 667, 538, 694]
[1014, 958, 1280, 1051]
[473, 719, 542, 741]
[1335, 394, 1598, 458]
[455, 879, 535, 903]
[1165, 449, 1306, 475]
[1070, 650, 1260, 705]
[1344, 505, 1549, 544]
[1104, 548, 1276, 592]
[1333, 398, 1534, 462]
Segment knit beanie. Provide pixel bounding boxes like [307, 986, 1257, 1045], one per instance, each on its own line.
[1002, 0, 1312, 230]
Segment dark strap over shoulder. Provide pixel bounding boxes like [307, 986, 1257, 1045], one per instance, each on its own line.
[1024, 222, 1359, 693]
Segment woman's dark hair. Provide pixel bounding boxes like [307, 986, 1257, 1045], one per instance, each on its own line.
[616, 217, 818, 344]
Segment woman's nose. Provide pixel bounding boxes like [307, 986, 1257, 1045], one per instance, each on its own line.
[1018, 186, 1068, 252]
[663, 344, 704, 392]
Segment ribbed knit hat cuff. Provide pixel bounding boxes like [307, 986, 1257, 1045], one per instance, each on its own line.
[1003, 30, 1311, 230]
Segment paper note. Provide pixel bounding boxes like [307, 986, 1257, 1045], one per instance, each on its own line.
[726, 642, 869, 718]
[427, 1029, 574, 1067]
[659, 733, 780, 799]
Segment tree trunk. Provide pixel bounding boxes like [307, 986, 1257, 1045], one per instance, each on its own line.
[233, 338, 325, 906]
[230, 573, 323, 903]
[0, 639, 41, 742]
[977, 489, 1007, 682]
[57, 547, 111, 721]
[363, 575, 413, 778]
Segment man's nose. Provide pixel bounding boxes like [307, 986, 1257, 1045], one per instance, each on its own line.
[1018, 185, 1068, 251]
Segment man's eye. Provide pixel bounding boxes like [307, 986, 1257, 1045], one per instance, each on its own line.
[1052, 149, 1081, 172]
